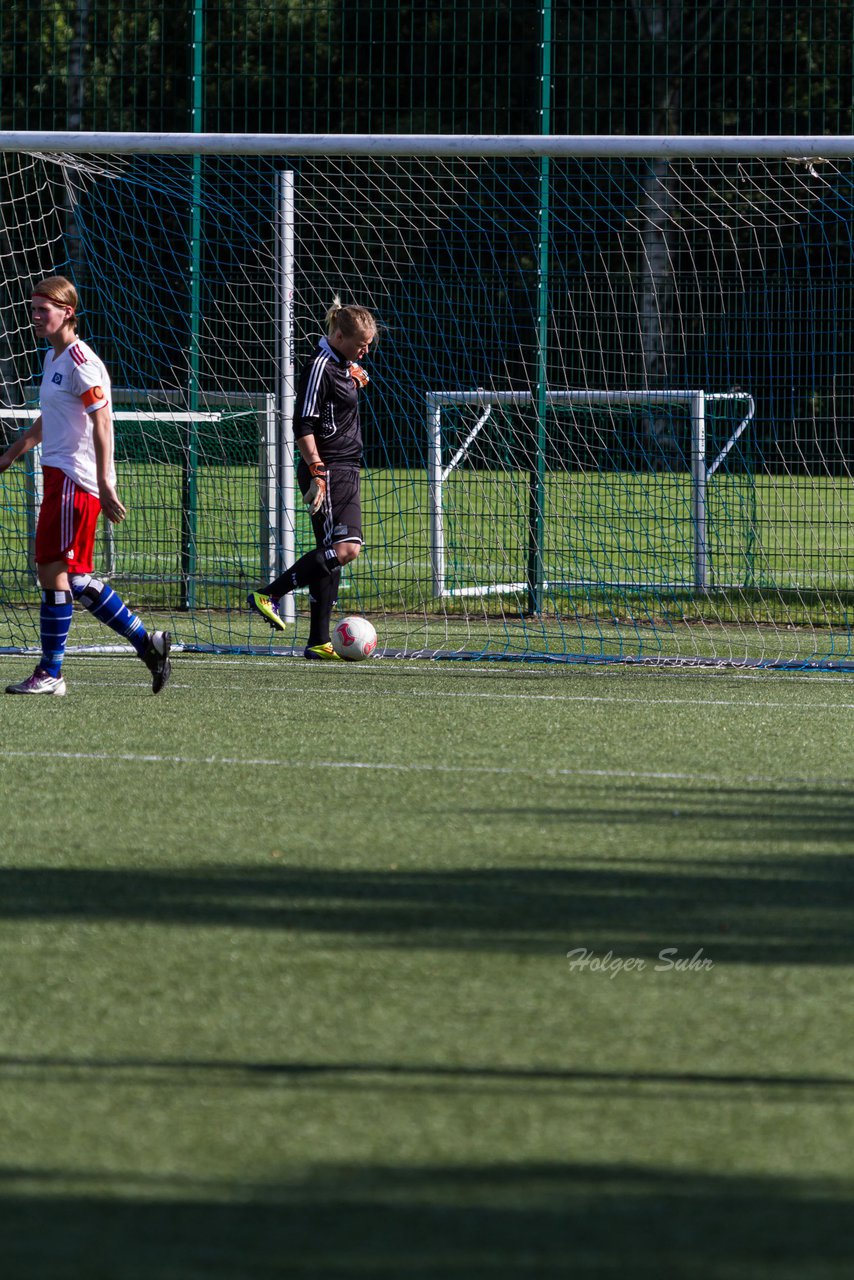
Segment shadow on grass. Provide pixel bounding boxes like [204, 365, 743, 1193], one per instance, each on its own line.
[481, 784, 854, 845]
[0, 841, 852, 961]
[0, 1054, 851, 1094]
[0, 1162, 850, 1279]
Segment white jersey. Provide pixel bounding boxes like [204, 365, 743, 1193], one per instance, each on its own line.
[39, 339, 114, 496]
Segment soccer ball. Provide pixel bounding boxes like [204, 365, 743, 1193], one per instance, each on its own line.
[331, 615, 378, 661]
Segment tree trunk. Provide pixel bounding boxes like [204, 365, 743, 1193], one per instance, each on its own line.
[65, 0, 89, 290]
[632, 2, 687, 459]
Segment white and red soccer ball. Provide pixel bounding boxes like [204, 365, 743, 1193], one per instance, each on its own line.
[331, 615, 378, 661]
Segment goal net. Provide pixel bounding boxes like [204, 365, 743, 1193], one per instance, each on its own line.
[1, 136, 852, 668]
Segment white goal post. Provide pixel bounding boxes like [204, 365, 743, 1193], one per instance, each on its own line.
[427, 389, 755, 597]
[1, 132, 853, 157]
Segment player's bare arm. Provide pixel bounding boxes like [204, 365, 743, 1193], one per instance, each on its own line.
[91, 405, 126, 523]
[0, 415, 43, 473]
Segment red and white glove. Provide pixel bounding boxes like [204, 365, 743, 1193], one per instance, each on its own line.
[304, 460, 328, 515]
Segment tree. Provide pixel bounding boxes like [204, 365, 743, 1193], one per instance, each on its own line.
[625, 2, 736, 457]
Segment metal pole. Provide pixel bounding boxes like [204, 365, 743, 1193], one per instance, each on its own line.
[527, 0, 552, 615]
[427, 397, 445, 597]
[27, 439, 43, 588]
[182, 0, 204, 610]
[691, 391, 708, 591]
[261, 392, 277, 584]
[276, 169, 296, 623]
[5, 133, 854, 160]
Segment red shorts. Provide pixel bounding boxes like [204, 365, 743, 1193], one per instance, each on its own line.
[35, 466, 101, 573]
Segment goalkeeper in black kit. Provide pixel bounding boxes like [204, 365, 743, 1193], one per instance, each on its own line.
[248, 298, 378, 659]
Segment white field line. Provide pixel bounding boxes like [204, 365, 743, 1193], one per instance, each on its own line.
[50, 677, 854, 711]
[282, 687, 854, 710]
[0, 747, 850, 789]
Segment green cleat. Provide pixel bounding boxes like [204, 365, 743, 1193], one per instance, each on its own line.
[304, 642, 343, 661]
[247, 591, 288, 633]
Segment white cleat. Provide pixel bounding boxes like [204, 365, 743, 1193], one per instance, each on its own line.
[5, 668, 67, 696]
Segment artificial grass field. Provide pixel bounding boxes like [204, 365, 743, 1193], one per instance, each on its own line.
[0, 651, 852, 1278]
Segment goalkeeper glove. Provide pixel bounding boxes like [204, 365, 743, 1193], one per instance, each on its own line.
[304, 460, 328, 515]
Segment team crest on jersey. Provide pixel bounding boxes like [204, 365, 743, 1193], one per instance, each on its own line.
[52, 373, 63, 385]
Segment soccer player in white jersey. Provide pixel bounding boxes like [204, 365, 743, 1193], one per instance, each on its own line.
[0, 275, 172, 695]
[248, 297, 377, 659]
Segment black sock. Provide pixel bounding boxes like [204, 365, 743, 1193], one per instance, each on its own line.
[307, 568, 341, 647]
[263, 547, 340, 597]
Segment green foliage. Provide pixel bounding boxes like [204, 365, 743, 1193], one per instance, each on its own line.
[3, 1, 854, 135]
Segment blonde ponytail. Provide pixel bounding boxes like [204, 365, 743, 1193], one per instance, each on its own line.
[325, 297, 378, 342]
[325, 296, 345, 332]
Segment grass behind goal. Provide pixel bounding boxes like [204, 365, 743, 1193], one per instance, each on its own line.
[0, 653, 851, 1278]
[4, 462, 854, 663]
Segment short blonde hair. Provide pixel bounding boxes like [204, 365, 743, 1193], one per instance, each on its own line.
[32, 275, 79, 331]
[325, 296, 378, 342]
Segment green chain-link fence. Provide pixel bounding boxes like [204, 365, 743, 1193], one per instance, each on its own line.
[3, 2, 854, 137]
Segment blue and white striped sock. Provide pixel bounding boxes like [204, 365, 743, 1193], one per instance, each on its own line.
[70, 574, 148, 657]
[39, 589, 74, 677]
